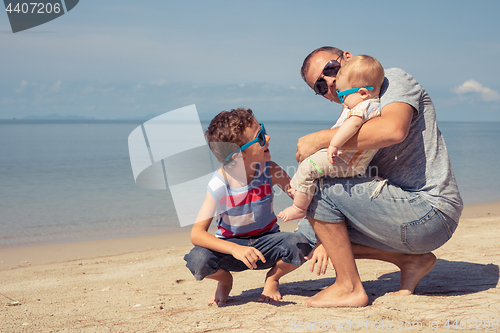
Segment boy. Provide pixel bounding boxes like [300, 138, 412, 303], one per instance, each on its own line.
[184, 108, 311, 306]
[278, 55, 384, 222]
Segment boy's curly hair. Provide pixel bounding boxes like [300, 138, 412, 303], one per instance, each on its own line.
[205, 108, 257, 165]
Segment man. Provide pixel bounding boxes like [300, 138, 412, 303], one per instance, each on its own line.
[296, 46, 463, 307]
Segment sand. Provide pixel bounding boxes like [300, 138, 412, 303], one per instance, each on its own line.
[1, 202, 499, 333]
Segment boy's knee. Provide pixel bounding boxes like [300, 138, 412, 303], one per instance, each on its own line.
[288, 232, 310, 245]
[184, 246, 216, 275]
[282, 233, 312, 263]
[295, 233, 313, 253]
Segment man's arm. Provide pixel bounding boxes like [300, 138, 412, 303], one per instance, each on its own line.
[296, 102, 414, 162]
[296, 128, 336, 163]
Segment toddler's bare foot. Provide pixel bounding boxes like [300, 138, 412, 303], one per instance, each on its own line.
[207, 270, 233, 306]
[258, 278, 281, 302]
[278, 205, 307, 222]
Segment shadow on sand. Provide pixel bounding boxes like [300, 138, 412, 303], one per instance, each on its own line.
[221, 259, 499, 306]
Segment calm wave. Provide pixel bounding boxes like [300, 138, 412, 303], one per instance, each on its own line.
[1, 120, 499, 248]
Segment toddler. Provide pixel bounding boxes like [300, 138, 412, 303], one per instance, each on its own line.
[278, 55, 384, 222]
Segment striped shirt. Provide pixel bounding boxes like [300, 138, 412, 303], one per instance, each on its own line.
[208, 161, 279, 239]
[332, 98, 381, 174]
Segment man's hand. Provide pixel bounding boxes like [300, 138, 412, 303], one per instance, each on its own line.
[231, 245, 266, 269]
[296, 129, 336, 163]
[305, 243, 334, 275]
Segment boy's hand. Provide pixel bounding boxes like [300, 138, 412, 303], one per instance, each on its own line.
[326, 145, 339, 165]
[231, 245, 266, 269]
[305, 243, 334, 275]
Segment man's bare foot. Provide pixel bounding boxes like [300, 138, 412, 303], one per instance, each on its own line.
[258, 278, 281, 302]
[207, 270, 233, 306]
[278, 205, 307, 222]
[388, 252, 436, 296]
[303, 282, 368, 308]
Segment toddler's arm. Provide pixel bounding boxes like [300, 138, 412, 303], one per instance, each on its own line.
[296, 102, 414, 163]
[190, 191, 266, 269]
[326, 116, 363, 164]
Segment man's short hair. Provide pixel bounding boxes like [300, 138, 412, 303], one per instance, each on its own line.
[301, 46, 343, 83]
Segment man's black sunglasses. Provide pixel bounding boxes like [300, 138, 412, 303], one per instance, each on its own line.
[313, 54, 343, 96]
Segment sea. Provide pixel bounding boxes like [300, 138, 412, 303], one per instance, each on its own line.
[1, 120, 499, 248]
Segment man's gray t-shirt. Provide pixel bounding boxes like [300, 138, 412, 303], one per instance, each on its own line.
[370, 68, 463, 223]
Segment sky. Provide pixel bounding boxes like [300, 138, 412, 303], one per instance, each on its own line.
[1, 0, 500, 122]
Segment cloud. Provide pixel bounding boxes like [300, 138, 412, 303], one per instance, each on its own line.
[151, 80, 167, 86]
[15, 80, 29, 93]
[50, 80, 62, 93]
[453, 80, 500, 101]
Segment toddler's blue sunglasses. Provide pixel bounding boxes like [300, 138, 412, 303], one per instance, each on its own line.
[336, 86, 374, 104]
[225, 123, 267, 161]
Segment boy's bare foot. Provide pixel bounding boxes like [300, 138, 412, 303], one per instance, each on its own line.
[207, 270, 233, 306]
[258, 260, 298, 302]
[208, 281, 232, 306]
[303, 282, 368, 308]
[258, 278, 281, 302]
[278, 204, 307, 222]
[388, 252, 437, 296]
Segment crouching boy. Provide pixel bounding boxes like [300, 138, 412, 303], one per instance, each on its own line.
[184, 108, 311, 305]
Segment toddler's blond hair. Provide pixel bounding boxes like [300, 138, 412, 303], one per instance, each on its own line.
[337, 55, 384, 90]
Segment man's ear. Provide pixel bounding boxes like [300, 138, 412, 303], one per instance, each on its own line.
[342, 51, 354, 61]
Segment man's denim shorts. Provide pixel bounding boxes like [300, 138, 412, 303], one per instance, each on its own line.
[295, 177, 459, 254]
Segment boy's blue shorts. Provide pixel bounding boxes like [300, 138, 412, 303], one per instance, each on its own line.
[184, 231, 311, 280]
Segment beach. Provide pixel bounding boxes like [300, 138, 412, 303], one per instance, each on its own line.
[1, 202, 499, 333]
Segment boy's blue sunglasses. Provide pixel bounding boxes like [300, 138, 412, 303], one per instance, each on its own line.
[336, 86, 374, 104]
[224, 123, 267, 161]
